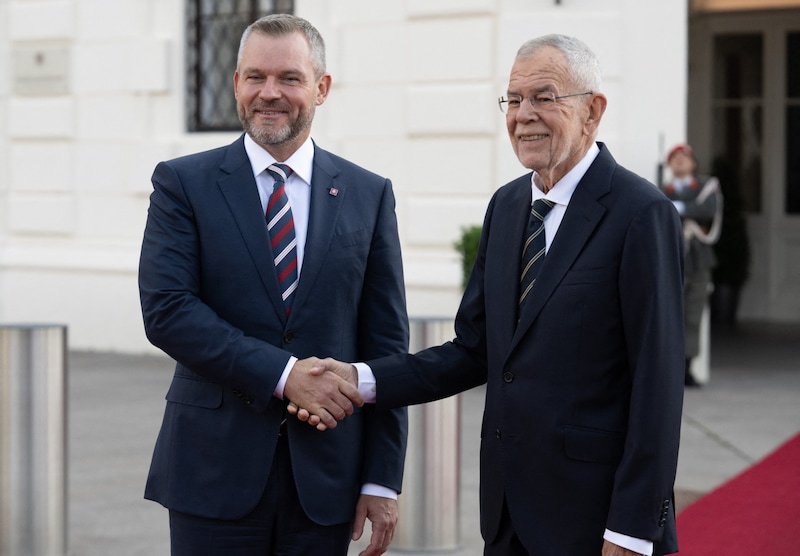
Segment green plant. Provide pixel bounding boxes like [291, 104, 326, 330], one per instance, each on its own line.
[711, 156, 750, 287]
[454, 225, 482, 290]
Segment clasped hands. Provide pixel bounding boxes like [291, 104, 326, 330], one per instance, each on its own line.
[283, 357, 397, 556]
[282, 357, 361, 431]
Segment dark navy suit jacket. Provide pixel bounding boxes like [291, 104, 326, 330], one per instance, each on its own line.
[139, 135, 409, 524]
[370, 144, 684, 555]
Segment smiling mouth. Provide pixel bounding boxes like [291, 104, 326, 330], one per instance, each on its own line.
[520, 134, 549, 141]
[252, 102, 290, 117]
[255, 109, 285, 116]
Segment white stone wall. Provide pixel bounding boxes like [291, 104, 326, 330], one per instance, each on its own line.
[304, 0, 689, 319]
[0, 0, 687, 353]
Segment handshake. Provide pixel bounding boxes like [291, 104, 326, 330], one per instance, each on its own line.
[282, 357, 366, 431]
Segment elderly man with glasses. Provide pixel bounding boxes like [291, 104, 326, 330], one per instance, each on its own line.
[298, 34, 685, 556]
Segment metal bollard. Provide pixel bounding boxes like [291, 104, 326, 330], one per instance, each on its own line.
[394, 319, 460, 552]
[0, 324, 68, 556]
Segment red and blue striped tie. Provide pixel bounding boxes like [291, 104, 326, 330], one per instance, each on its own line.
[265, 163, 298, 317]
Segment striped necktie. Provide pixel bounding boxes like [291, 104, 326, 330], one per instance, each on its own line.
[265, 163, 298, 317]
[519, 198, 555, 307]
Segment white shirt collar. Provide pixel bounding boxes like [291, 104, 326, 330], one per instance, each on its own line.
[243, 133, 315, 186]
[531, 142, 601, 206]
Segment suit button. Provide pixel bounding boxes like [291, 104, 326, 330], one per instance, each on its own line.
[496, 429, 502, 439]
[283, 332, 294, 343]
[503, 371, 514, 383]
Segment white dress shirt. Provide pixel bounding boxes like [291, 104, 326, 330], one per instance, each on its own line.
[244, 133, 314, 275]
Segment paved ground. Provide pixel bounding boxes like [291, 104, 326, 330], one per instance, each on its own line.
[64, 322, 800, 555]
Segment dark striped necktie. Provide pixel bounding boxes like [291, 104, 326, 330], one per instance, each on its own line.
[265, 163, 298, 317]
[519, 198, 555, 307]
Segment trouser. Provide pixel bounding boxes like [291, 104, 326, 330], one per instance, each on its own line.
[168, 435, 352, 556]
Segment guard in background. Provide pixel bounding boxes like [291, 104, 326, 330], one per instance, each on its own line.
[662, 144, 723, 386]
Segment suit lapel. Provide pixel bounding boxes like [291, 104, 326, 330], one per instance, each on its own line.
[486, 177, 532, 356]
[290, 146, 343, 316]
[216, 136, 287, 322]
[509, 145, 614, 354]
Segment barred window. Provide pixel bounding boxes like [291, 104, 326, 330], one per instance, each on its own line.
[186, 0, 294, 132]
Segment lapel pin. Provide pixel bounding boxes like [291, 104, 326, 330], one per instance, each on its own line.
[328, 187, 339, 197]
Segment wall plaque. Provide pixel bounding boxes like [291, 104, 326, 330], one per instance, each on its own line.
[13, 46, 70, 96]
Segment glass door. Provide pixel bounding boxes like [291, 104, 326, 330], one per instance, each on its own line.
[689, 9, 800, 322]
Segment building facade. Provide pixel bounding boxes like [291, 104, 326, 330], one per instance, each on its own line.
[1, 0, 794, 353]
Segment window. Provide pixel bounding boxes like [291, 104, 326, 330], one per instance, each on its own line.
[711, 34, 763, 213]
[186, 0, 294, 132]
[786, 31, 800, 214]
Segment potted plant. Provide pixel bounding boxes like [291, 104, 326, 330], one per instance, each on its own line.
[454, 225, 482, 290]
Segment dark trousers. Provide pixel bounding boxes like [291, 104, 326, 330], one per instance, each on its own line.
[169, 436, 352, 556]
[483, 496, 529, 556]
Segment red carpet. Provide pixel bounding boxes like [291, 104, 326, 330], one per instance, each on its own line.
[676, 432, 800, 555]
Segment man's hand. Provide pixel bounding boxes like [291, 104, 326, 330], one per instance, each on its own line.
[313, 357, 358, 384]
[282, 357, 363, 431]
[352, 494, 398, 556]
[287, 358, 359, 430]
[601, 540, 644, 556]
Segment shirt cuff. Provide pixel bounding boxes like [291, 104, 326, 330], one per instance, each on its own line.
[353, 362, 377, 403]
[361, 483, 397, 500]
[603, 529, 653, 555]
[273, 356, 297, 399]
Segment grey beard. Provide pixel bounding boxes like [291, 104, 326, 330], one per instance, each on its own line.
[240, 105, 315, 149]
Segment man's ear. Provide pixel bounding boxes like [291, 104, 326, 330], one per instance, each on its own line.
[584, 93, 608, 135]
[316, 73, 332, 106]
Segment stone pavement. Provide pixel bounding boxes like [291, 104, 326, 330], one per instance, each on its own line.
[66, 322, 800, 556]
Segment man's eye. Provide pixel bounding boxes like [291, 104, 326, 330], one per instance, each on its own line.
[535, 95, 554, 104]
[507, 98, 522, 106]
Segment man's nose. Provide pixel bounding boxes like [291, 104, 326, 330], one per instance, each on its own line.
[516, 97, 541, 121]
[258, 77, 281, 99]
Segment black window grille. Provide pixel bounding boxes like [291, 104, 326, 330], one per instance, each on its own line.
[186, 0, 294, 132]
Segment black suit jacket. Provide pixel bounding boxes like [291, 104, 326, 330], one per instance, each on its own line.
[139, 135, 409, 524]
[370, 144, 684, 555]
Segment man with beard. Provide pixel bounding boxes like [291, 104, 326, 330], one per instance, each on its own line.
[138, 14, 409, 556]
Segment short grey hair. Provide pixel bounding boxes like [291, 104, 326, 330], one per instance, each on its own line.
[516, 34, 602, 93]
[237, 14, 327, 79]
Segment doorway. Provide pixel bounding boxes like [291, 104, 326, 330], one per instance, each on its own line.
[688, 9, 800, 322]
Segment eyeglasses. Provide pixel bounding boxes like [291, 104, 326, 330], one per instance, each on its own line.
[497, 91, 593, 114]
